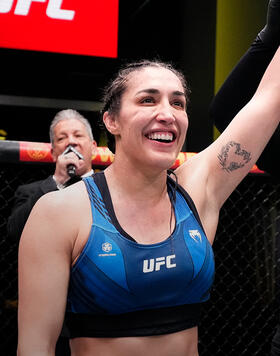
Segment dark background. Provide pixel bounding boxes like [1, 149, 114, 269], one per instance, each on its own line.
[0, 0, 216, 152]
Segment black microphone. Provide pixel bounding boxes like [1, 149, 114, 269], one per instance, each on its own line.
[62, 145, 84, 178]
[67, 164, 76, 178]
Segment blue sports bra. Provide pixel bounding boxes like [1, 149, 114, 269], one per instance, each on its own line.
[64, 172, 215, 338]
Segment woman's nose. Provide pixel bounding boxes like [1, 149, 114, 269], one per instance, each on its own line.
[155, 104, 175, 124]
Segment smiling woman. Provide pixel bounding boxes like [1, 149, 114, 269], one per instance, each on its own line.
[17, 55, 280, 356]
[102, 61, 189, 172]
[101, 60, 190, 155]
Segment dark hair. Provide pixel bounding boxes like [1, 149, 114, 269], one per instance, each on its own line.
[100, 59, 191, 153]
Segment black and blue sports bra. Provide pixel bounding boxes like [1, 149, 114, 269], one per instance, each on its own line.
[64, 172, 215, 338]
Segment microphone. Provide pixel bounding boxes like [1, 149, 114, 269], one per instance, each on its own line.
[62, 145, 84, 178]
[67, 164, 76, 178]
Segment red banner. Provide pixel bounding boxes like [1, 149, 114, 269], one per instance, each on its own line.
[16, 141, 264, 172]
[19, 141, 53, 162]
[18, 141, 115, 166]
[0, 140, 265, 173]
[0, 0, 119, 57]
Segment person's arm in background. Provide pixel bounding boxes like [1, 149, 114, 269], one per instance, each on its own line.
[7, 176, 57, 243]
[210, 0, 280, 177]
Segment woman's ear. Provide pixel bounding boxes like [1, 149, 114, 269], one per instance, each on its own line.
[103, 111, 120, 135]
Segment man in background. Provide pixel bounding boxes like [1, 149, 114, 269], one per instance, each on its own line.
[7, 108, 97, 355]
[7, 109, 97, 243]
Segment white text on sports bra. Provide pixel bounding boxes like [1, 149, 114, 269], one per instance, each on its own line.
[143, 255, 176, 273]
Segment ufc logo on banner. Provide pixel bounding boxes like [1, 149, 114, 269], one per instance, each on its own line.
[143, 255, 176, 273]
[0, 0, 118, 57]
[0, 0, 75, 20]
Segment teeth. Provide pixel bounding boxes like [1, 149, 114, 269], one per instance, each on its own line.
[148, 132, 173, 141]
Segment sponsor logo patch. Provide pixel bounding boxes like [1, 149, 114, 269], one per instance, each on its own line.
[189, 230, 202, 243]
[98, 242, 116, 257]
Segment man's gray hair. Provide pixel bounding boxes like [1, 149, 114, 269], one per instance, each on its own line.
[49, 109, 94, 145]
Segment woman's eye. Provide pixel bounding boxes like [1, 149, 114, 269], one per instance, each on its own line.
[173, 101, 184, 108]
[141, 97, 155, 104]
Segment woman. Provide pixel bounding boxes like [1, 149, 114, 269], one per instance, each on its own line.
[17, 51, 280, 355]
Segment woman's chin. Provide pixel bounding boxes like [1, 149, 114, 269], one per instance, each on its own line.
[145, 151, 178, 171]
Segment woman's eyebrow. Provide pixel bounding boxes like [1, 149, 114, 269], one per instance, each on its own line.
[136, 88, 185, 97]
[136, 88, 160, 95]
[173, 90, 185, 97]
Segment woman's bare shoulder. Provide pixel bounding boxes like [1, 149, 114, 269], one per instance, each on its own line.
[27, 181, 88, 229]
[37, 181, 86, 207]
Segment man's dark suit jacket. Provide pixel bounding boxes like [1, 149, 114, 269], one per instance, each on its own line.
[7, 176, 58, 243]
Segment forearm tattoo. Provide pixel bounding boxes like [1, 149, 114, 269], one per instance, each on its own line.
[218, 141, 252, 173]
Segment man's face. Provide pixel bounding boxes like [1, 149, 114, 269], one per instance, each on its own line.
[51, 118, 96, 174]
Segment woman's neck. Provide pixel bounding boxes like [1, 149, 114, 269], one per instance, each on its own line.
[104, 162, 168, 205]
[103, 163, 175, 244]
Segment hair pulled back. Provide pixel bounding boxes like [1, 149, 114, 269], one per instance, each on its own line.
[101, 59, 190, 153]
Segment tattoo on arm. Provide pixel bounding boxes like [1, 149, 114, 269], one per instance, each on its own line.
[218, 141, 252, 173]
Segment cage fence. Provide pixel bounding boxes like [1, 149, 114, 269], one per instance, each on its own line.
[1, 162, 280, 355]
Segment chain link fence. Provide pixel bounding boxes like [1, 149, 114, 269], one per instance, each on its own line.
[199, 173, 280, 355]
[1, 162, 280, 355]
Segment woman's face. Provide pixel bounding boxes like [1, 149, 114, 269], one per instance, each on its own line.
[110, 66, 189, 170]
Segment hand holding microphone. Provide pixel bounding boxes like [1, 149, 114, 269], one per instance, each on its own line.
[53, 145, 85, 188]
[62, 145, 85, 178]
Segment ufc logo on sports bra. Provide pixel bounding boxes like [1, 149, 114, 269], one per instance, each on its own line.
[143, 255, 176, 273]
[0, 0, 75, 20]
